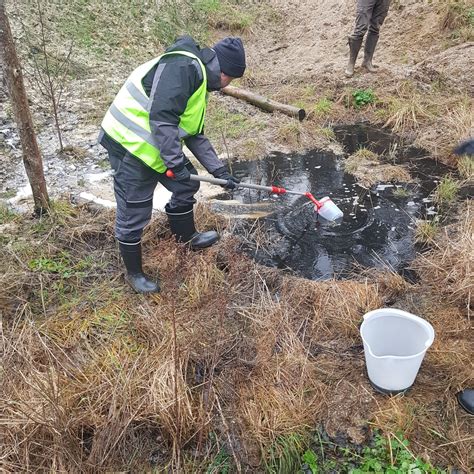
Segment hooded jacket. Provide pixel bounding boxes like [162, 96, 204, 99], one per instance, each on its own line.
[100, 36, 224, 173]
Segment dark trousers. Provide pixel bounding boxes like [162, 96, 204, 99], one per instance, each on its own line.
[351, 0, 391, 40]
[108, 151, 200, 242]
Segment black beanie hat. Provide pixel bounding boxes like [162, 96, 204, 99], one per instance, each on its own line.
[213, 37, 246, 78]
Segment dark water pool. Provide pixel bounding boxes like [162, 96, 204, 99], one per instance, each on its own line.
[211, 124, 453, 280]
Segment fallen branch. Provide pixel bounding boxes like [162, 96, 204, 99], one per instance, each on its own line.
[268, 43, 289, 53]
[221, 85, 306, 121]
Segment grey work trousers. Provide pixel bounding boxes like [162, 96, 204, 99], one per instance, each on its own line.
[108, 151, 200, 242]
[351, 0, 391, 40]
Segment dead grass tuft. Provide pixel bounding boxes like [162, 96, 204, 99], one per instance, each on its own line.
[380, 83, 434, 134]
[413, 201, 473, 312]
[344, 148, 412, 188]
[416, 99, 473, 161]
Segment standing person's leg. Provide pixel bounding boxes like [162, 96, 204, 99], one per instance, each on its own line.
[157, 160, 219, 249]
[362, 0, 391, 72]
[109, 151, 160, 293]
[345, 0, 377, 77]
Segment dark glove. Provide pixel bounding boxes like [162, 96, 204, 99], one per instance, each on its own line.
[212, 166, 240, 190]
[170, 162, 191, 182]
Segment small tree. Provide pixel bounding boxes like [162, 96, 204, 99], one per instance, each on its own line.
[0, 0, 49, 214]
[14, 0, 73, 153]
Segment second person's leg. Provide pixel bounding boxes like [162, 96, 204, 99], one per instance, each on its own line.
[346, 0, 377, 77]
[362, 0, 391, 72]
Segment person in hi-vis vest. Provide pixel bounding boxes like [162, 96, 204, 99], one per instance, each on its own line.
[99, 36, 245, 294]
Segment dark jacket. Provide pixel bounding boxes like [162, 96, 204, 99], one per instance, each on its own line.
[100, 36, 223, 173]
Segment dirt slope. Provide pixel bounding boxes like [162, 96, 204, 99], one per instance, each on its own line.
[247, 0, 473, 91]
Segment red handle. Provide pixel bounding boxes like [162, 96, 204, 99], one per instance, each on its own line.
[271, 186, 287, 195]
[305, 192, 322, 209]
[166, 169, 175, 179]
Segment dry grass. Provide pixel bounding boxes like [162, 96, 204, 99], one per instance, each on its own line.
[415, 219, 440, 245]
[439, 0, 474, 41]
[413, 200, 473, 314]
[379, 82, 434, 135]
[416, 99, 473, 162]
[382, 96, 432, 134]
[457, 155, 474, 180]
[344, 148, 412, 188]
[2, 201, 473, 471]
[277, 122, 302, 148]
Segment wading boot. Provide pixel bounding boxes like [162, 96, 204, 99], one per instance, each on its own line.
[362, 32, 379, 73]
[345, 36, 363, 78]
[119, 241, 160, 294]
[457, 389, 474, 415]
[166, 205, 219, 250]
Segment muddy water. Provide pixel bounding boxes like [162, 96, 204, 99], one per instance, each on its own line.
[212, 125, 452, 280]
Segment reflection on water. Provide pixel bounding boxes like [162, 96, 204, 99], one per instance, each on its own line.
[211, 124, 453, 281]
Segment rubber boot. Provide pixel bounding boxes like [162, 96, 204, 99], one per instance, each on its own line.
[362, 32, 379, 72]
[345, 36, 363, 78]
[457, 389, 474, 415]
[166, 205, 219, 250]
[119, 241, 160, 294]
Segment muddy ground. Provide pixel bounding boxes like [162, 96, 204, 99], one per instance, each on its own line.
[1, 0, 473, 472]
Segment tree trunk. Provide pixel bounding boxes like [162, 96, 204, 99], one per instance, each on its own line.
[0, 0, 49, 214]
[221, 85, 306, 121]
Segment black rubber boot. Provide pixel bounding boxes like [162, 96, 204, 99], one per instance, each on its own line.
[457, 389, 474, 415]
[362, 32, 379, 72]
[345, 36, 363, 78]
[166, 205, 219, 250]
[119, 241, 160, 294]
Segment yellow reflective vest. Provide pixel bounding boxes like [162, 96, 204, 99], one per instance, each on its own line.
[101, 51, 207, 173]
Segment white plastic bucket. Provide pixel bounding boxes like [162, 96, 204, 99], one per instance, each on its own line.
[318, 197, 343, 221]
[360, 308, 435, 393]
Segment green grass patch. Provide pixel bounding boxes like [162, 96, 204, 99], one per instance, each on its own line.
[206, 445, 231, 473]
[415, 219, 439, 245]
[313, 98, 333, 116]
[457, 155, 474, 180]
[0, 189, 18, 200]
[23, 0, 259, 67]
[208, 1, 256, 31]
[302, 430, 444, 473]
[434, 176, 460, 207]
[206, 103, 259, 141]
[352, 147, 379, 161]
[317, 126, 336, 141]
[265, 433, 306, 474]
[29, 199, 77, 234]
[28, 251, 94, 278]
[392, 187, 411, 198]
[0, 204, 17, 224]
[278, 122, 301, 147]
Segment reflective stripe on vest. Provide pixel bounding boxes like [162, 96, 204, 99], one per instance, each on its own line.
[101, 51, 207, 173]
